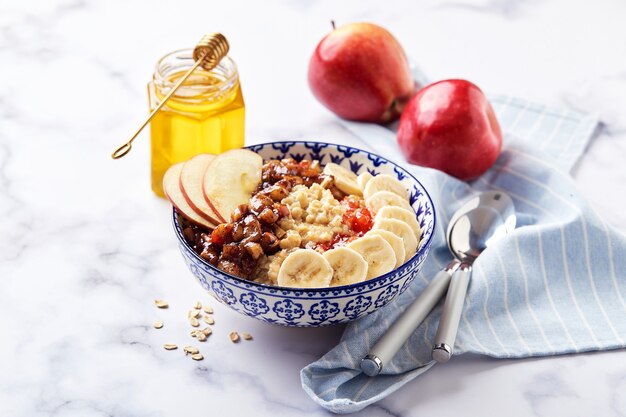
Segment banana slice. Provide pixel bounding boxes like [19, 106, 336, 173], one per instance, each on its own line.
[347, 235, 396, 279]
[373, 218, 418, 263]
[375, 206, 422, 241]
[367, 229, 406, 268]
[356, 172, 373, 191]
[277, 249, 333, 288]
[363, 174, 410, 201]
[323, 163, 361, 195]
[366, 190, 412, 214]
[323, 247, 368, 286]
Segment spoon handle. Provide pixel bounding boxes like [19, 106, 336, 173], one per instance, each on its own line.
[432, 263, 472, 363]
[360, 260, 460, 377]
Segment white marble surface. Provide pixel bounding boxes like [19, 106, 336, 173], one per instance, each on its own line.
[1, 0, 626, 416]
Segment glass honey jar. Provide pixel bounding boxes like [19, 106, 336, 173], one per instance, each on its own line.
[148, 48, 245, 197]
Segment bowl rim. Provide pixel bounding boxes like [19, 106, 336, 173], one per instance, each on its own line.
[172, 140, 436, 294]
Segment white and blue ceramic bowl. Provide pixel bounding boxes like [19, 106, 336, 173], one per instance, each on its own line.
[173, 141, 436, 327]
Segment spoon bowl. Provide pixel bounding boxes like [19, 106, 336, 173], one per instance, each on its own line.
[448, 206, 507, 262]
[447, 190, 516, 236]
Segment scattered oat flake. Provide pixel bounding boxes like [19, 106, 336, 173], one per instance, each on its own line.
[191, 354, 204, 361]
[202, 327, 212, 336]
[242, 332, 253, 341]
[203, 316, 215, 325]
[188, 309, 201, 318]
[189, 317, 200, 327]
[154, 300, 169, 309]
[229, 331, 240, 343]
[194, 301, 202, 309]
[163, 344, 177, 350]
[198, 333, 207, 342]
[202, 306, 214, 314]
[184, 346, 199, 354]
[190, 330, 198, 338]
[153, 320, 164, 329]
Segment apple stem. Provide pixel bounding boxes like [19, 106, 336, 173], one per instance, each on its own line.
[330, 20, 336, 30]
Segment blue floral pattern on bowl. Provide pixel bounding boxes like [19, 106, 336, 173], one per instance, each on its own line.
[343, 295, 373, 319]
[308, 300, 341, 323]
[240, 293, 270, 316]
[173, 141, 436, 327]
[273, 300, 305, 322]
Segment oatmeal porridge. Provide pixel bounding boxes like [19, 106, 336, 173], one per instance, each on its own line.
[177, 156, 421, 288]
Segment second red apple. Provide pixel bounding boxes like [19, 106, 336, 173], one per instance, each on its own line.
[397, 79, 502, 180]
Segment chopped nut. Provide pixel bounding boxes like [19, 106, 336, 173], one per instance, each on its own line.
[189, 317, 200, 327]
[188, 309, 201, 318]
[202, 305, 214, 314]
[153, 320, 164, 329]
[229, 331, 240, 343]
[242, 332, 253, 341]
[163, 344, 177, 350]
[197, 333, 207, 342]
[184, 346, 199, 355]
[191, 353, 204, 361]
[203, 316, 215, 325]
[194, 301, 202, 309]
[154, 300, 169, 309]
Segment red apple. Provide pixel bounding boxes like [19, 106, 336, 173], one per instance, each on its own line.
[308, 22, 415, 123]
[397, 79, 502, 180]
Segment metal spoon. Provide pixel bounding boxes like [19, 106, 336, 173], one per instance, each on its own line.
[432, 191, 516, 363]
[361, 191, 513, 376]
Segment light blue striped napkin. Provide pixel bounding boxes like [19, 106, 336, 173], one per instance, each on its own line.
[300, 91, 626, 413]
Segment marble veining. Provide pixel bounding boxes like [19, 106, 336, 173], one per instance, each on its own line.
[1, 0, 625, 416]
[434, 0, 540, 18]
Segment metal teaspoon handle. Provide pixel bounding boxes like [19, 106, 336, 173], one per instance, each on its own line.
[360, 260, 460, 377]
[432, 262, 472, 363]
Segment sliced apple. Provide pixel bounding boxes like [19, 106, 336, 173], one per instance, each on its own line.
[163, 163, 216, 229]
[203, 149, 263, 221]
[179, 154, 225, 224]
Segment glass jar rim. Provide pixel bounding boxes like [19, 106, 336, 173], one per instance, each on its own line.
[153, 48, 239, 94]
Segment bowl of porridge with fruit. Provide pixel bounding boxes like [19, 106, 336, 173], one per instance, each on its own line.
[166, 142, 435, 326]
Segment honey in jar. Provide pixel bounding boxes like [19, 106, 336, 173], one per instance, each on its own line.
[148, 49, 245, 197]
